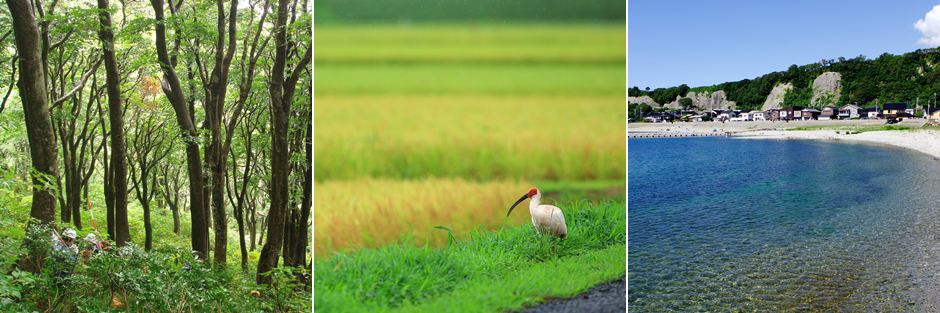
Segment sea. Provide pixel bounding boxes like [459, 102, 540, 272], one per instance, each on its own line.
[628, 136, 940, 312]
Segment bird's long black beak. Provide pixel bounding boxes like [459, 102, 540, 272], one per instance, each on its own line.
[507, 193, 529, 216]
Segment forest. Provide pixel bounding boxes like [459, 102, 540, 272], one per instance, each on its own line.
[0, 0, 311, 311]
[630, 49, 940, 110]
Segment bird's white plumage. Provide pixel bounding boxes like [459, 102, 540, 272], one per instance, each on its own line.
[528, 189, 567, 239]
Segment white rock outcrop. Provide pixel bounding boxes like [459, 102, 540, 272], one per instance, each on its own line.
[761, 83, 792, 111]
[664, 90, 735, 110]
[628, 96, 660, 108]
[810, 72, 841, 107]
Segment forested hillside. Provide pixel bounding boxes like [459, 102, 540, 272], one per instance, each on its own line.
[630, 49, 940, 110]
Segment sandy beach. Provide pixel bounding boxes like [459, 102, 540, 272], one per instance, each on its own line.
[629, 119, 940, 159]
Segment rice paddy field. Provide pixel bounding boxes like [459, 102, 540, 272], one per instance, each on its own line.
[313, 23, 625, 312]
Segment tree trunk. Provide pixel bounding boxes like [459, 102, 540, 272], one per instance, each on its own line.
[99, 0, 130, 246]
[151, 0, 208, 259]
[7, 0, 60, 274]
[141, 175, 152, 250]
[257, 0, 310, 285]
[256, 0, 290, 285]
[249, 198, 257, 252]
[232, 127, 253, 272]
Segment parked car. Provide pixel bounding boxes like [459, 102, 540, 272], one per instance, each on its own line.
[887, 119, 899, 124]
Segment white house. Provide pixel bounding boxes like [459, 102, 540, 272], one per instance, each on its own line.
[752, 110, 767, 121]
[838, 104, 862, 119]
[718, 110, 737, 121]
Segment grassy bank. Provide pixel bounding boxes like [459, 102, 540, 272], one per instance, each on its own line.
[314, 199, 625, 312]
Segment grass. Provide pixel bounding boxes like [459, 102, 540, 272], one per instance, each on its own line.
[313, 178, 625, 257]
[789, 124, 915, 133]
[313, 178, 532, 257]
[313, 23, 626, 312]
[314, 95, 626, 182]
[314, 23, 625, 64]
[314, 63, 625, 96]
[314, 198, 625, 312]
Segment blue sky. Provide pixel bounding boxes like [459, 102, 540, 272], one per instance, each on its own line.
[628, 1, 940, 90]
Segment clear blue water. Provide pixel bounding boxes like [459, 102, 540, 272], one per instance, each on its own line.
[629, 137, 940, 312]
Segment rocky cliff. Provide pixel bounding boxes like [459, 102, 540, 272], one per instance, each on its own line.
[668, 91, 735, 110]
[760, 83, 792, 111]
[810, 72, 841, 107]
[628, 96, 660, 107]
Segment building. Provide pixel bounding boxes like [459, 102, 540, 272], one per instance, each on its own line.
[927, 108, 940, 119]
[819, 106, 838, 120]
[800, 108, 821, 121]
[780, 106, 803, 120]
[882, 103, 909, 120]
[838, 104, 862, 119]
[768, 109, 781, 120]
[717, 110, 737, 121]
[752, 110, 767, 121]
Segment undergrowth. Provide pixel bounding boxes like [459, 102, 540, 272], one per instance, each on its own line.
[314, 198, 626, 312]
[0, 223, 309, 312]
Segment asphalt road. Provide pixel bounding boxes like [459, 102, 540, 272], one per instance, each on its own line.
[517, 276, 626, 313]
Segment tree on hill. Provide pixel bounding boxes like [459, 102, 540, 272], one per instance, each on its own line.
[679, 97, 694, 110]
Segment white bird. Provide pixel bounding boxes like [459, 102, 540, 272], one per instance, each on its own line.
[507, 187, 567, 252]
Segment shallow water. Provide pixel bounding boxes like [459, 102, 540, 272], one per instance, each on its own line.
[628, 137, 940, 312]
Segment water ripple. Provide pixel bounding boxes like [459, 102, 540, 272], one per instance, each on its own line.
[629, 137, 940, 311]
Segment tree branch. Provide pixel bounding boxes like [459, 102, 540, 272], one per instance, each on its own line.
[0, 55, 18, 114]
[51, 57, 103, 110]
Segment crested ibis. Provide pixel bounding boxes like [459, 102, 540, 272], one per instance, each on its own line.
[507, 187, 567, 252]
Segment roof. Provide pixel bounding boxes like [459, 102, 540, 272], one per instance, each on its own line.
[839, 104, 862, 110]
[883, 103, 908, 110]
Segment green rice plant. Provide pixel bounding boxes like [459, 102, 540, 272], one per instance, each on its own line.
[314, 23, 625, 64]
[314, 63, 625, 96]
[314, 95, 626, 182]
[314, 199, 625, 312]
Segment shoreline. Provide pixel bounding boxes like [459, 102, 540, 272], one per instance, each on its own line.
[629, 120, 940, 159]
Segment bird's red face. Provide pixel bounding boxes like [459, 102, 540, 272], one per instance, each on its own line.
[508, 187, 540, 217]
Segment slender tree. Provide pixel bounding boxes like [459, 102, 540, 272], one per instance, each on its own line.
[98, 0, 132, 246]
[151, 0, 209, 258]
[159, 156, 185, 234]
[257, 0, 311, 286]
[52, 74, 104, 230]
[127, 104, 175, 251]
[7, 0, 61, 274]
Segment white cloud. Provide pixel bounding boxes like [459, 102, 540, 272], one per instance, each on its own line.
[915, 5, 940, 46]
